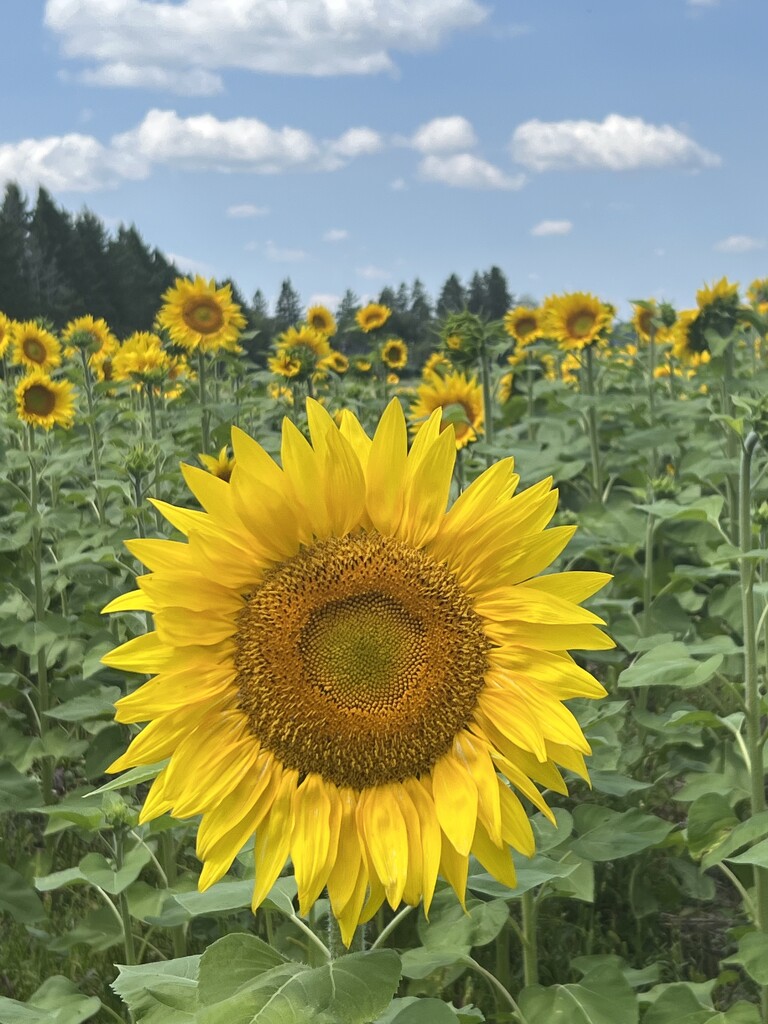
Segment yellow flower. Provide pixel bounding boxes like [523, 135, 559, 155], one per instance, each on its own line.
[11, 322, 62, 371]
[306, 306, 337, 336]
[324, 351, 349, 374]
[410, 370, 484, 449]
[631, 301, 657, 343]
[157, 276, 247, 353]
[268, 383, 294, 404]
[697, 277, 739, 310]
[747, 278, 768, 315]
[15, 370, 75, 430]
[62, 315, 117, 361]
[268, 352, 302, 378]
[199, 447, 235, 482]
[387, 372, 400, 385]
[356, 303, 391, 333]
[277, 325, 331, 360]
[113, 332, 171, 383]
[503, 307, 543, 347]
[670, 310, 705, 365]
[353, 358, 372, 374]
[446, 334, 463, 351]
[497, 372, 514, 404]
[0, 312, 13, 359]
[103, 399, 610, 946]
[542, 293, 613, 352]
[422, 352, 452, 379]
[560, 352, 582, 386]
[381, 338, 408, 370]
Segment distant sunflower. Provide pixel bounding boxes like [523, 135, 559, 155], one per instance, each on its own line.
[543, 293, 613, 352]
[422, 352, 452, 379]
[103, 398, 610, 946]
[356, 303, 391, 333]
[62, 315, 117, 361]
[631, 301, 657, 343]
[381, 338, 408, 370]
[11, 322, 62, 371]
[410, 370, 484, 449]
[199, 447, 235, 482]
[747, 278, 768, 315]
[497, 372, 514, 404]
[16, 371, 75, 430]
[0, 312, 13, 359]
[325, 351, 349, 374]
[113, 332, 171, 383]
[503, 307, 543, 347]
[158, 276, 247, 353]
[276, 325, 332, 361]
[670, 310, 706, 364]
[353, 358, 372, 374]
[268, 352, 301, 379]
[306, 305, 337, 336]
[697, 277, 739, 310]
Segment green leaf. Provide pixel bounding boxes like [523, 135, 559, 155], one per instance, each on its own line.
[43, 687, 120, 721]
[400, 948, 469, 981]
[418, 896, 509, 950]
[0, 763, 42, 813]
[617, 644, 722, 690]
[0, 864, 46, 923]
[723, 931, 768, 984]
[686, 793, 739, 859]
[380, 998, 459, 1022]
[519, 962, 638, 1024]
[197, 934, 288, 1006]
[90, 761, 167, 794]
[112, 955, 201, 1023]
[727, 837, 768, 868]
[701, 811, 768, 870]
[0, 975, 101, 1023]
[78, 845, 152, 894]
[571, 807, 674, 861]
[642, 982, 713, 1023]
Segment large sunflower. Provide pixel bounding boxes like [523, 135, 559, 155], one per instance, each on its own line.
[410, 371, 484, 450]
[543, 293, 613, 352]
[356, 303, 391, 333]
[503, 307, 543, 347]
[11, 322, 62, 372]
[103, 400, 610, 944]
[16, 370, 75, 430]
[158, 276, 247, 354]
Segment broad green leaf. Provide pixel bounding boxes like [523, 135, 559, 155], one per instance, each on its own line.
[686, 793, 739, 859]
[701, 811, 768, 869]
[43, 687, 120, 721]
[0, 865, 46, 922]
[727, 838, 768, 868]
[642, 982, 713, 1023]
[400, 948, 470, 980]
[0, 975, 101, 1023]
[723, 931, 768, 984]
[78, 845, 152, 894]
[519, 962, 638, 1024]
[112, 955, 201, 1023]
[0, 763, 42, 813]
[571, 807, 674, 861]
[382, 998, 458, 1022]
[197, 934, 288, 1006]
[418, 896, 508, 950]
[617, 644, 722, 690]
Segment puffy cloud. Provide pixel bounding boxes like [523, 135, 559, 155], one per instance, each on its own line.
[411, 116, 477, 153]
[419, 153, 526, 190]
[714, 234, 765, 253]
[323, 228, 349, 242]
[79, 63, 223, 95]
[531, 219, 573, 236]
[45, 0, 488, 85]
[328, 128, 384, 160]
[0, 132, 146, 192]
[227, 203, 269, 218]
[510, 114, 721, 171]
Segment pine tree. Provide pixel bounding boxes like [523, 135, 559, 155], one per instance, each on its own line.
[483, 265, 512, 320]
[70, 211, 115, 322]
[409, 278, 433, 344]
[436, 273, 466, 317]
[273, 278, 302, 333]
[107, 225, 178, 336]
[335, 289, 360, 334]
[28, 187, 76, 323]
[0, 183, 32, 319]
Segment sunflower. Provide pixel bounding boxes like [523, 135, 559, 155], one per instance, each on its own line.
[381, 338, 408, 370]
[497, 372, 514, 404]
[15, 370, 75, 430]
[353, 358, 372, 374]
[113, 332, 171, 383]
[410, 370, 484, 450]
[670, 310, 708, 365]
[0, 312, 13, 359]
[422, 352, 452, 379]
[306, 306, 337, 336]
[62, 315, 117, 360]
[158, 276, 247, 354]
[268, 352, 302, 379]
[560, 353, 582, 386]
[747, 278, 768, 315]
[630, 301, 657, 343]
[103, 398, 610, 945]
[11, 322, 62, 372]
[200, 447, 235, 483]
[542, 293, 613, 352]
[268, 383, 294, 405]
[503, 307, 543, 347]
[356, 303, 391, 333]
[697, 277, 739, 310]
[387, 372, 400, 386]
[277, 326, 331, 360]
[322, 351, 348, 375]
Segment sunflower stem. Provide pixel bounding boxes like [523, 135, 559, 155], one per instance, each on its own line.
[520, 890, 538, 988]
[583, 344, 603, 500]
[479, 329, 495, 467]
[197, 350, 211, 453]
[647, 324, 658, 474]
[327, 910, 348, 959]
[79, 348, 105, 524]
[114, 830, 138, 966]
[159, 831, 187, 958]
[738, 431, 768, 1021]
[723, 340, 739, 544]
[369, 905, 414, 949]
[464, 955, 529, 1023]
[495, 917, 513, 998]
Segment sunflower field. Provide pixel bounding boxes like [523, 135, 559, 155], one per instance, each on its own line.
[1, 275, 768, 1024]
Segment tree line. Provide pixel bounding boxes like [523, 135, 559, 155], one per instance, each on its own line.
[0, 183, 525, 366]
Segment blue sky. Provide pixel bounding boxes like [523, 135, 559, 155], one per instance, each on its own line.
[0, 0, 765, 316]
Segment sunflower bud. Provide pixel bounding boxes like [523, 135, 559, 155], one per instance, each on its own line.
[753, 501, 768, 529]
[102, 792, 137, 828]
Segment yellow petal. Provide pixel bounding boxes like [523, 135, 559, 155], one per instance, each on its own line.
[181, 462, 245, 534]
[498, 781, 535, 857]
[327, 790, 364, 917]
[196, 751, 280, 860]
[431, 752, 478, 857]
[357, 784, 409, 910]
[398, 426, 455, 549]
[101, 589, 154, 614]
[519, 571, 612, 604]
[438, 829, 468, 909]
[404, 778, 441, 916]
[252, 768, 298, 911]
[476, 689, 547, 762]
[471, 820, 517, 889]
[137, 767, 173, 824]
[338, 410, 372, 471]
[101, 632, 173, 674]
[366, 398, 407, 535]
[453, 732, 502, 847]
[291, 773, 338, 916]
[124, 538, 196, 573]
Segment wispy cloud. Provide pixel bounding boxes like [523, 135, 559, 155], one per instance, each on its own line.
[357, 265, 392, 280]
[714, 234, 765, 253]
[531, 219, 573, 236]
[323, 228, 349, 242]
[227, 203, 269, 218]
[265, 241, 307, 263]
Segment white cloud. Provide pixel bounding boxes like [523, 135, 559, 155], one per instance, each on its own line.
[45, 0, 488, 85]
[227, 203, 269, 218]
[714, 234, 765, 253]
[419, 153, 526, 190]
[80, 63, 223, 95]
[324, 228, 349, 242]
[0, 132, 146, 192]
[266, 241, 307, 263]
[411, 116, 477, 153]
[167, 252, 216, 277]
[357, 265, 392, 280]
[510, 114, 721, 171]
[328, 127, 383, 159]
[390, 177, 407, 190]
[308, 293, 340, 310]
[531, 219, 573, 236]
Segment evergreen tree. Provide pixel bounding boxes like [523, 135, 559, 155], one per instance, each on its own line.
[70, 211, 115, 321]
[273, 278, 302, 333]
[467, 271, 486, 315]
[106, 225, 178, 336]
[244, 288, 272, 364]
[394, 282, 409, 315]
[483, 265, 512, 319]
[436, 273, 466, 317]
[409, 278, 433, 345]
[0, 183, 32, 319]
[377, 286, 397, 311]
[335, 289, 360, 335]
[28, 187, 76, 323]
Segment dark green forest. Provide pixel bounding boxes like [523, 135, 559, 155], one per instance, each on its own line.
[0, 182, 524, 358]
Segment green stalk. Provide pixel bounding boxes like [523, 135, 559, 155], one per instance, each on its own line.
[723, 341, 739, 543]
[495, 918, 513, 998]
[738, 432, 768, 1021]
[647, 325, 658, 474]
[159, 831, 187, 958]
[197, 350, 211, 453]
[114, 831, 137, 966]
[583, 345, 603, 500]
[79, 350, 105, 523]
[145, 385, 159, 441]
[479, 332, 495, 466]
[521, 890, 539, 987]
[28, 431, 55, 805]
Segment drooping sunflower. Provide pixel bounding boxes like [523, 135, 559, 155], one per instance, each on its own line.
[353, 358, 372, 374]
[277, 325, 332, 361]
[671, 310, 707, 365]
[62, 315, 117, 361]
[503, 307, 543, 347]
[306, 305, 337, 336]
[16, 370, 76, 430]
[268, 352, 302, 379]
[324, 351, 349, 374]
[199, 447, 235, 482]
[381, 338, 408, 370]
[631, 301, 657, 343]
[103, 399, 610, 945]
[696, 277, 739, 310]
[158, 276, 247, 354]
[11, 322, 62, 372]
[113, 332, 171, 384]
[747, 278, 768, 315]
[410, 370, 484, 450]
[0, 311, 13, 359]
[542, 293, 613, 352]
[497, 372, 514, 405]
[356, 303, 391, 333]
[422, 352, 452, 379]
